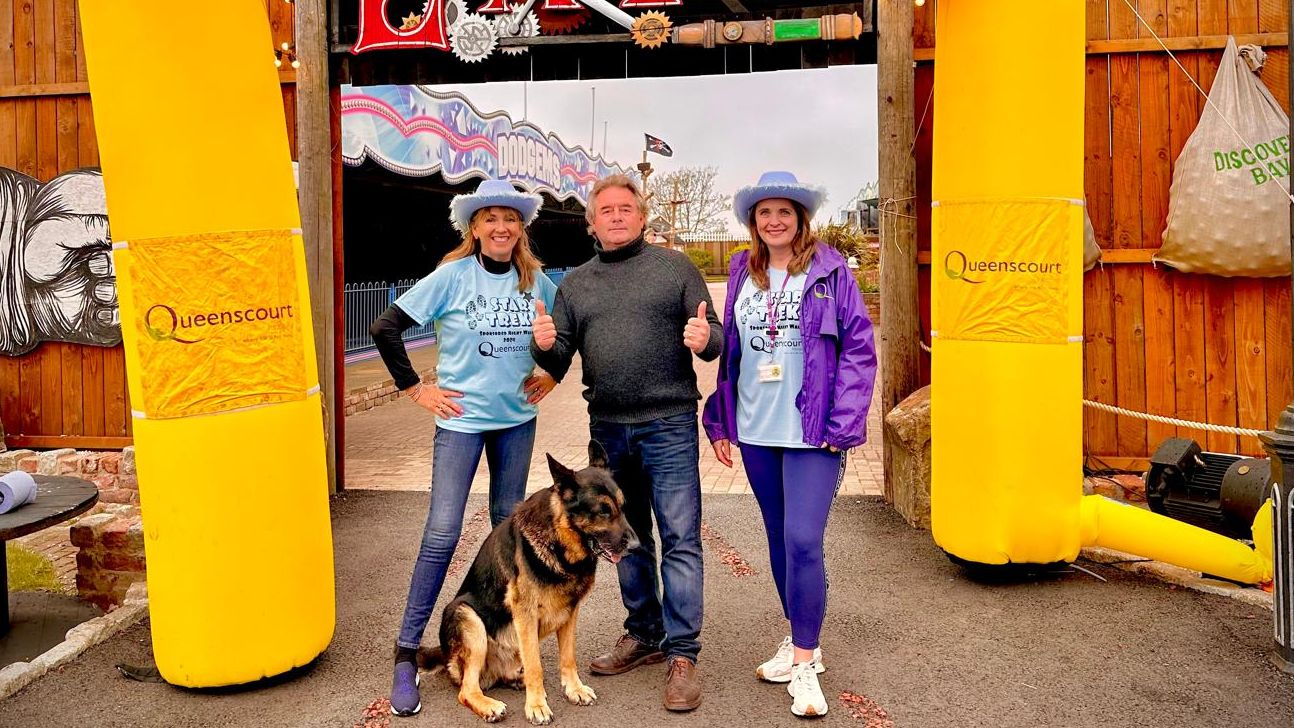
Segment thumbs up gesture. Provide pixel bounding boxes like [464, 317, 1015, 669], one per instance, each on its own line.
[683, 300, 711, 355]
[532, 300, 557, 351]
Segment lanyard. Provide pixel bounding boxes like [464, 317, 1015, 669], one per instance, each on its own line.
[766, 269, 794, 344]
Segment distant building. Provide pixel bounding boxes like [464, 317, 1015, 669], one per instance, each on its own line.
[838, 181, 880, 233]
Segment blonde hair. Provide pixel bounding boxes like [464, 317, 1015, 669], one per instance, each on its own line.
[745, 200, 816, 290]
[585, 174, 649, 235]
[442, 206, 544, 292]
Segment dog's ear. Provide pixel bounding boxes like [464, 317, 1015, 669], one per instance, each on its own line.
[588, 440, 609, 469]
[547, 453, 575, 484]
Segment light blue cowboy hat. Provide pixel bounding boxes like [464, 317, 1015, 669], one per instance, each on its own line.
[449, 178, 543, 233]
[732, 170, 828, 224]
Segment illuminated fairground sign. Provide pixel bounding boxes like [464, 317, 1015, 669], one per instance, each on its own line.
[349, 0, 866, 64]
[340, 85, 628, 206]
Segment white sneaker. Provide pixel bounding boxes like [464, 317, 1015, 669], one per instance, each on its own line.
[788, 660, 828, 718]
[755, 636, 824, 683]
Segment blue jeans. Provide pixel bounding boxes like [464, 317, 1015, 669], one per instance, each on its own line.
[396, 418, 536, 650]
[590, 411, 704, 662]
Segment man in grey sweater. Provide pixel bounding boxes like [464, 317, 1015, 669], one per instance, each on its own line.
[531, 174, 721, 712]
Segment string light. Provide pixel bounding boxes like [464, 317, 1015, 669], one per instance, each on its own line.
[274, 0, 298, 67]
[274, 41, 300, 69]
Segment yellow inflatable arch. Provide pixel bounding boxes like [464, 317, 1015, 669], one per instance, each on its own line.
[80, 2, 335, 686]
[929, 0, 1270, 585]
[74, 0, 1268, 690]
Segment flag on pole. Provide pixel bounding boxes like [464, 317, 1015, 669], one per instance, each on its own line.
[645, 133, 673, 157]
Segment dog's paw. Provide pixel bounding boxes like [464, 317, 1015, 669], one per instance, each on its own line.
[563, 680, 597, 706]
[524, 698, 554, 725]
[471, 697, 508, 723]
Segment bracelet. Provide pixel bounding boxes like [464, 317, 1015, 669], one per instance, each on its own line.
[407, 382, 424, 399]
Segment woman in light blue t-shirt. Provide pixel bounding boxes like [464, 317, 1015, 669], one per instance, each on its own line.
[369, 179, 558, 717]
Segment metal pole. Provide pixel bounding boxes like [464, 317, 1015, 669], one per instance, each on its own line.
[590, 86, 596, 150]
[1259, 0, 1294, 675]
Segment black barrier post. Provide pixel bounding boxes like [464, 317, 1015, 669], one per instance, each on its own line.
[1258, 0, 1294, 674]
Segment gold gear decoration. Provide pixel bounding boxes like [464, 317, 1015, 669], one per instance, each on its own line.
[631, 11, 672, 50]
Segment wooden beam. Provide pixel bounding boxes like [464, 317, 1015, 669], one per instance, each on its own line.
[331, 81, 346, 491]
[0, 82, 87, 98]
[916, 248, 1160, 265]
[915, 31, 1287, 62]
[877, 0, 919, 506]
[5, 435, 133, 450]
[498, 33, 632, 46]
[1084, 455, 1150, 473]
[297, 0, 338, 493]
[0, 71, 298, 99]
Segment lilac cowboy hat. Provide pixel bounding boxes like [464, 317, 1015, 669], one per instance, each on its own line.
[449, 178, 543, 232]
[732, 170, 827, 224]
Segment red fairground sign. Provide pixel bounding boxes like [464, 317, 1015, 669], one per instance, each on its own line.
[352, 0, 450, 53]
[618, 0, 680, 7]
[352, 0, 692, 56]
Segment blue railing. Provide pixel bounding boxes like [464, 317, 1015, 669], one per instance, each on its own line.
[343, 279, 436, 356]
[344, 268, 574, 360]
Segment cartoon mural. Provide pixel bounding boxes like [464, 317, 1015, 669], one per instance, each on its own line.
[0, 167, 118, 357]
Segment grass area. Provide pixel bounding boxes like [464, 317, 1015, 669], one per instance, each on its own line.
[6, 543, 67, 594]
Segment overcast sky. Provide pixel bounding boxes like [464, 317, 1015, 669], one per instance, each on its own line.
[429, 64, 877, 234]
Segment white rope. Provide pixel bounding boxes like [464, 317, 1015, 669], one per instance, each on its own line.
[918, 339, 1263, 437]
[1081, 400, 1264, 438]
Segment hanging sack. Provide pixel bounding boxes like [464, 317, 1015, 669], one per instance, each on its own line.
[1083, 206, 1101, 271]
[1156, 38, 1290, 277]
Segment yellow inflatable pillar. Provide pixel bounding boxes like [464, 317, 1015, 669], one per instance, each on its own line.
[79, 2, 335, 686]
[929, 0, 1087, 566]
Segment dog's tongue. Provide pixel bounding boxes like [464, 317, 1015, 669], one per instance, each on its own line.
[608, 552, 622, 564]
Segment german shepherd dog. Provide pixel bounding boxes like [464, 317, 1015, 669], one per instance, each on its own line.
[420, 441, 636, 724]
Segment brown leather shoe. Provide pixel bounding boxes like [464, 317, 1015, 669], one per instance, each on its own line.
[589, 634, 665, 675]
[663, 656, 702, 712]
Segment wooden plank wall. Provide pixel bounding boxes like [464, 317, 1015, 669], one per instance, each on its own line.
[912, 0, 1292, 468]
[0, 0, 299, 449]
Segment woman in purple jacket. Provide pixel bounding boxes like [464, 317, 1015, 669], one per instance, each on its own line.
[702, 171, 877, 719]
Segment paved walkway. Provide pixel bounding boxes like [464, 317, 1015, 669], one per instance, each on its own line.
[3, 491, 1290, 728]
[344, 282, 884, 497]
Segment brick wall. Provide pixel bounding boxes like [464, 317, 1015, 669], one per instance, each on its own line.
[0, 447, 138, 504]
[344, 365, 436, 416]
[862, 292, 881, 326]
[69, 510, 145, 611]
[0, 447, 143, 610]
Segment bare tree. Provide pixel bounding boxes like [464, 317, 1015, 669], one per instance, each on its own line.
[646, 166, 731, 239]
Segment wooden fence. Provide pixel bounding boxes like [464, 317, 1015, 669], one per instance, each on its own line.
[678, 236, 751, 276]
[0, 1, 299, 449]
[912, 0, 1292, 469]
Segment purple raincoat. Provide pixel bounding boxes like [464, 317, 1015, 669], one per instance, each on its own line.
[702, 242, 877, 451]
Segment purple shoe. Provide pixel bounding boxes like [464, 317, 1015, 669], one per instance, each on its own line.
[390, 661, 421, 717]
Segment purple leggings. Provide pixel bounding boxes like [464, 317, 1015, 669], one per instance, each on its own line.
[740, 443, 845, 651]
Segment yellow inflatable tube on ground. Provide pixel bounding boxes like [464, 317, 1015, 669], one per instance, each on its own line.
[79, 1, 335, 686]
[1079, 496, 1271, 584]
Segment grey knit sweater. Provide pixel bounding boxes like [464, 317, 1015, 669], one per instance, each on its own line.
[531, 237, 723, 423]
